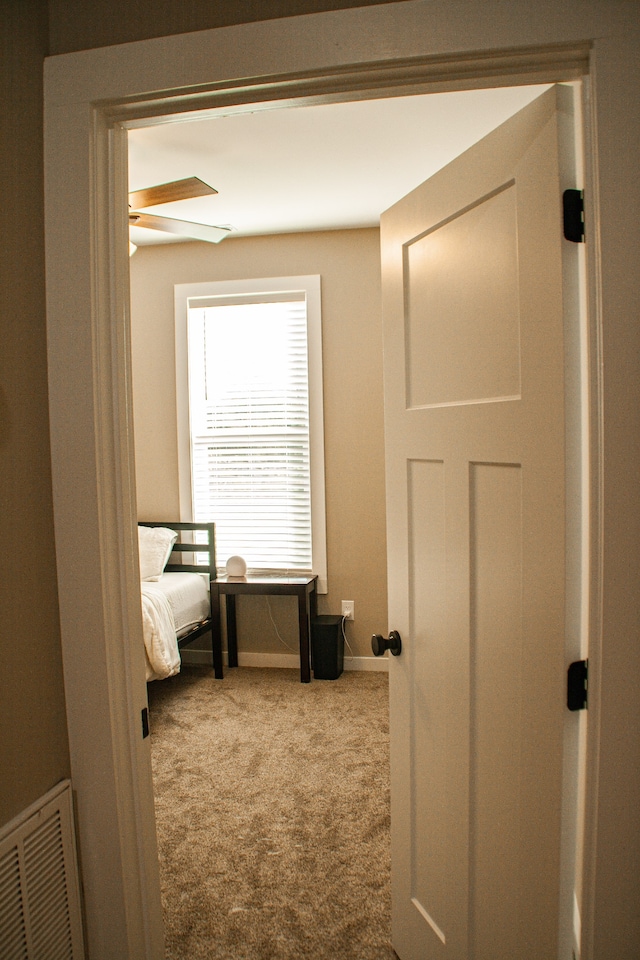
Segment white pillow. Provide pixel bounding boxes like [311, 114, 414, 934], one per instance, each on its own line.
[138, 526, 178, 581]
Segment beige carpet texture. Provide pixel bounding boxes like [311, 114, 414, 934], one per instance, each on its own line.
[148, 665, 395, 959]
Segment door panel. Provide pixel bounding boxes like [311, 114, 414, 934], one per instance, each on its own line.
[407, 459, 448, 946]
[382, 86, 573, 960]
[470, 461, 523, 959]
[405, 184, 521, 408]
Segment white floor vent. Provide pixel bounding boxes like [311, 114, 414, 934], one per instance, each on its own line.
[0, 780, 84, 959]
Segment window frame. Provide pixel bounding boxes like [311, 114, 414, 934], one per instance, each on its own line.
[175, 275, 328, 592]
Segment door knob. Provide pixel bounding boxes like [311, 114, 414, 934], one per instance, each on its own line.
[371, 630, 402, 657]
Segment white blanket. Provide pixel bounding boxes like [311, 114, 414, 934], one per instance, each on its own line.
[141, 581, 181, 681]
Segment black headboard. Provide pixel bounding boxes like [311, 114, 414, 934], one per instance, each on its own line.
[138, 521, 216, 579]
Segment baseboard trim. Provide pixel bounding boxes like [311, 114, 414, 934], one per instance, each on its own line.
[343, 656, 389, 672]
[179, 649, 389, 672]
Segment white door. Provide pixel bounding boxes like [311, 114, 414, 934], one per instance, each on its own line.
[380, 86, 580, 960]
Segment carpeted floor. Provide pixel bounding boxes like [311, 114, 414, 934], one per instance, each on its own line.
[148, 665, 396, 960]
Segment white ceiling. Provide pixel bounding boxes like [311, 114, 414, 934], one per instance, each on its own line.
[128, 84, 550, 246]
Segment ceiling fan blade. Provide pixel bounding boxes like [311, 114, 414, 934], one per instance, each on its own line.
[130, 212, 231, 244]
[128, 176, 217, 210]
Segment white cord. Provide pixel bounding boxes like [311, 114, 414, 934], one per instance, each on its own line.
[264, 597, 298, 651]
[265, 599, 355, 660]
[341, 614, 356, 660]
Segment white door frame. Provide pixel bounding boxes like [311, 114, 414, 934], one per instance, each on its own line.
[44, 4, 640, 959]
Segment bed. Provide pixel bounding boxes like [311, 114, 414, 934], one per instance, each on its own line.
[137, 521, 222, 681]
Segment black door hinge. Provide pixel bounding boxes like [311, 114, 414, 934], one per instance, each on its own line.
[563, 189, 585, 243]
[567, 659, 588, 711]
[141, 707, 150, 738]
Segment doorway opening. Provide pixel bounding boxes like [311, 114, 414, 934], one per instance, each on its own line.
[126, 79, 588, 958]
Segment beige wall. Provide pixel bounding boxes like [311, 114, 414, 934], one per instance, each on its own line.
[47, 0, 402, 55]
[0, 0, 70, 827]
[130, 229, 388, 660]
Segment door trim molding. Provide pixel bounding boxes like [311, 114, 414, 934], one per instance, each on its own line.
[45, 5, 635, 956]
[108, 41, 590, 124]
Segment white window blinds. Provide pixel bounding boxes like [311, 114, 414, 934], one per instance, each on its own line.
[178, 277, 326, 588]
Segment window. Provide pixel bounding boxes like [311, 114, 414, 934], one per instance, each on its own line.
[175, 277, 327, 591]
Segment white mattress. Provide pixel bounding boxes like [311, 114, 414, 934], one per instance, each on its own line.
[156, 572, 210, 637]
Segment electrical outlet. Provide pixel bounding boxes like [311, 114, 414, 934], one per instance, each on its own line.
[341, 601, 354, 621]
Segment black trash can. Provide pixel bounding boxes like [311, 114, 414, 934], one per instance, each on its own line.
[311, 615, 344, 680]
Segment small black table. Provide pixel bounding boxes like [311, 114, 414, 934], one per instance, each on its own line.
[210, 575, 318, 683]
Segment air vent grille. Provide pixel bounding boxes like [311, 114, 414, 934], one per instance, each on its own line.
[0, 847, 29, 959]
[0, 781, 84, 959]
